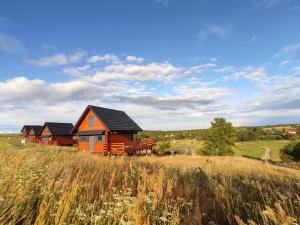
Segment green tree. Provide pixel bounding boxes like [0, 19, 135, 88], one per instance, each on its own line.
[280, 142, 300, 161]
[202, 117, 237, 156]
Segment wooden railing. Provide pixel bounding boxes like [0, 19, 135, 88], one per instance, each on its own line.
[104, 139, 156, 156]
[125, 138, 156, 155]
[111, 143, 126, 154]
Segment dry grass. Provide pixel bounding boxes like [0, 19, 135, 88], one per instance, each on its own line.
[0, 136, 299, 225]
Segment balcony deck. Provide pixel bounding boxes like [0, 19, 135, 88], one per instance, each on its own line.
[108, 138, 156, 155]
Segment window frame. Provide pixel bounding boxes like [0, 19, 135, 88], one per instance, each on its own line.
[88, 115, 95, 127]
[96, 135, 105, 143]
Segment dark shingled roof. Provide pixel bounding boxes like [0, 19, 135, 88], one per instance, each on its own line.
[42, 122, 74, 136]
[21, 125, 32, 134]
[30, 126, 43, 135]
[73, 105, 142, 132]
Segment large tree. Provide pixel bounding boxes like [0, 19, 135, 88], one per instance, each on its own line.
[202, 117, 237, 156]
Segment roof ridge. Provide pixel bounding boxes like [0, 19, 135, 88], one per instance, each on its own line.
[45, 122, 73, 124]
[88, 105, 124, 113]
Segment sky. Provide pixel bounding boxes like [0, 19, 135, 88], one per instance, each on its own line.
[0, 0, 300, 132]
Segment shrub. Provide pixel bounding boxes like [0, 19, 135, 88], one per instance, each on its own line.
[280, 142, 300, 161]
[195, 148, 204, 156]
[156, 141, 171, 155]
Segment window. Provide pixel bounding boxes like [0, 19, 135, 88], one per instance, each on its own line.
[96, 135, 105, 142]
[88, 116, 95, 127]
[79, 136, 88, 142]
[45, 126, 50, 134]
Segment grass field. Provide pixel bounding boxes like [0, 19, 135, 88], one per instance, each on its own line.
[161, 139, 288, 161]
[0, 136, 300, 224]
[234, 140, 289, 161]
[168, 139, 203, 152]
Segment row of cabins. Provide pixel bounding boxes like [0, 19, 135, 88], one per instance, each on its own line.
[21, 105, 156, 155]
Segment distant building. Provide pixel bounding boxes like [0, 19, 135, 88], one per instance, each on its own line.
[20, 125, 32, 136]
[27, 126, 43, 142]
[72, 105, 156, 155]
[285, 128, 297, 136]
[40, 122, 74, 146]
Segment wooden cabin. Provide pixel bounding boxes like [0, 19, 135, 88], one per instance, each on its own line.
[21, 125, 32, 136]
[40, 122, 74, 146]
[72, 105, 156, 155]
[27, 126, 43, 142]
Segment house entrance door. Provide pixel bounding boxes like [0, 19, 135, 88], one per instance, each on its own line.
[89, 136, 95, 152]
[45, 137, 49, 145]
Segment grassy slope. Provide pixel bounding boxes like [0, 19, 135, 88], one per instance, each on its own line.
[234, 140, 289, 161]
[0, 137, 300, 225]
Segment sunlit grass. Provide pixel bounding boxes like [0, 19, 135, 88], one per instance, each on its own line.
[234, 140, 289, 161]
[0, 136, 299, 224]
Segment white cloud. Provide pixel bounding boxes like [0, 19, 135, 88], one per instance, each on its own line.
[253, 0, 291, 8]
[0, 33, 24, 54]
[69, 49, 87, 63]
[291, 67, 300, 75]
[1, 51, 300, 131]
[154, 0, 170, 6]
[247, 35, 260, 44]
[103, 62, 183, 81]
[126, 55, 144, 63]
[198, 23, 232, 41]
[25, 49, 86, 67]
[87, 54, 120, 64]
[232, 67, 269, 86]
[279, 60, 290, 66]
[184, 63, 216, 75]
[63, 65, 91, 77]
[273, 42, 300, 63]
[214, 66, 235, 73]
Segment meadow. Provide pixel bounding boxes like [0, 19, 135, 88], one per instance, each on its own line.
[0, 136, 300, 225]
[234, 140, 289, 161]
[158, 138, 288, 161]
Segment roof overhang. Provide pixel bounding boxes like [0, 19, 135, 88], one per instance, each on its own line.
[77, 130, 105, 135]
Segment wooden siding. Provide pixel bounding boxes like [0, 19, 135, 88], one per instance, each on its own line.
[41, 125, 51, 136]
[109, 132, 133, 147]
[78, 109, 106, 131]
[56, 136, 73, 146]
[40, 125, 73, 146]
[78, 141, 106, 153]
[21, 128, 28, 136]
[77, 109, 107, 153]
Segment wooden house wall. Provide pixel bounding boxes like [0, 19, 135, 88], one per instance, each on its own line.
[56, 136, 73, 146]
[110, 132, 133, 147]
[77, 109, 106, 153]
[78, 109, 106, 131]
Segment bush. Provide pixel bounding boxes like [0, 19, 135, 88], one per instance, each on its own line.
[156, 141, 171, 155]
[195, 148, 204, 156]
[280, 142, 300, 161]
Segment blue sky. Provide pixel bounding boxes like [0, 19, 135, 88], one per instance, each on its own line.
[0, 0, 300, 131]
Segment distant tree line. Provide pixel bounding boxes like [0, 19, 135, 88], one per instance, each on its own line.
[138, 125, 299, 142]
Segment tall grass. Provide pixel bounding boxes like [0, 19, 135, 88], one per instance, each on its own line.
[0, 137, 299, 224]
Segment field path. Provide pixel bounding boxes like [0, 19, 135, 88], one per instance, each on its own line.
[261, 147, 271, 163]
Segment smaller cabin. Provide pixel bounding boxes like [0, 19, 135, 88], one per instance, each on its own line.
[21, 125, 32, 136]
[27, 126, 43, 142]
[72, 105, 156, 155]
[40, 122, 74, 146]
